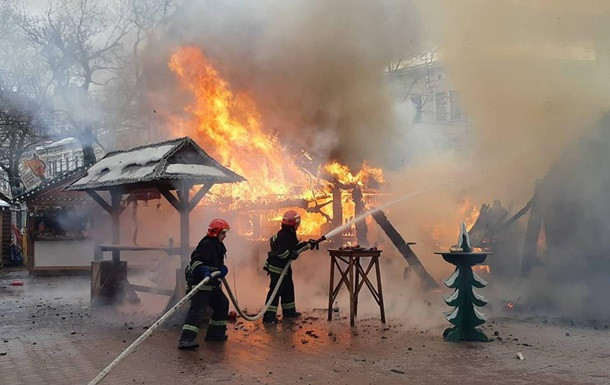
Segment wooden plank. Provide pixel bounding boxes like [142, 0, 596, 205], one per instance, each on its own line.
[328, 255, 335, 321]
[86, 191, 112, 213]
[159, 188, 181, 211]
[188, 184, 212, 212]
[371, 210, 438, 289]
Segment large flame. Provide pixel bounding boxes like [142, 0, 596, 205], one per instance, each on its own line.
[167, 46, 383, 236]
[168, 46, 301, 202]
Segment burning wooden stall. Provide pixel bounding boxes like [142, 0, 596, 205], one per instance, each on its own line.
[12, 167, 97, 274]
[65, 137, 245, 305]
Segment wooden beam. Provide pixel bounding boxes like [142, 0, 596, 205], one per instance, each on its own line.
[177, 186, 190, 267]
[371, 209, 438, 289]
[159, 188, 181, 211]
[188, 184, 212, 212]
[110, 189, 123, 263]
[86, 191, 112, 214]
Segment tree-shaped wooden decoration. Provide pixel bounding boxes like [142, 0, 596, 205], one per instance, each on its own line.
[435, 223, 492, 342]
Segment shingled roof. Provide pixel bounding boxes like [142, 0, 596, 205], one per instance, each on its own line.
[65, 137, 245, 192]
[13, 166, 89, 205]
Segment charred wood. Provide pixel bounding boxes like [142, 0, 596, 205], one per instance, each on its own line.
[371, 209, 438, 289]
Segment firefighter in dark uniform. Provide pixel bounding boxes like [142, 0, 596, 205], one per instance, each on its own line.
[262, 210, 314, 323]
[178, 219, 231, 349]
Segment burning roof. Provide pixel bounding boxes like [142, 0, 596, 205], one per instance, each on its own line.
[66, 137, 245, 191]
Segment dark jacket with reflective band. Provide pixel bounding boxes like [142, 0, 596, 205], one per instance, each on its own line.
[264, 225, 308, 273]
[186, 236, 226, 287]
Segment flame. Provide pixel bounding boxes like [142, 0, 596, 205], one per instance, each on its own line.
[459, 198, 480, 231]
[167, 47, 383, 236]
[324, 161, 384, 186]
[169, 47, 300, 203]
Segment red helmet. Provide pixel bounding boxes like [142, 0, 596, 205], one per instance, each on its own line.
[207, 219, 230, 237]
[281, 210, 301, 228]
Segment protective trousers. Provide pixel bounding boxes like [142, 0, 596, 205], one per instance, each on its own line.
[179, 286, 229, 342]
[264, 266, 297, 317]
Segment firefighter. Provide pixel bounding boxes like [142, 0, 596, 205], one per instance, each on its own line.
[178, 219, 231, 349]
[262, 210, 314, 323]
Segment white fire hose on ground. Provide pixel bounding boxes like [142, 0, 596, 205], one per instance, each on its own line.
[87, 242, 315, 385]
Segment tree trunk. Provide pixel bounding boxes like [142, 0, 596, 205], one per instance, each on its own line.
[79, 127, 97, 166]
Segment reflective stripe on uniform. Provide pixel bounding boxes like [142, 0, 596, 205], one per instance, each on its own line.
[198, 285, 214, 291]
[277, 250, 290, 259]
[182, 324, 199, 333]
[264, 263, 283, 274]
[190, 260, 203, 269]
[208, 319, 228, 326]
[266, 305, 278, 313]
[282, 302, 296, 310]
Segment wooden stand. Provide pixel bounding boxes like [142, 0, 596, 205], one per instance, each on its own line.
[327, 249, 385, 326]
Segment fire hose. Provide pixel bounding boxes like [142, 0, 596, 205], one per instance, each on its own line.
[88, 271, 222, 385]
[88, 237, 325, 385]
[221, 240, 319, 321]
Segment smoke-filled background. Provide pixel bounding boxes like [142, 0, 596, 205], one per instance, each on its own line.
[3, 0, 610, 321]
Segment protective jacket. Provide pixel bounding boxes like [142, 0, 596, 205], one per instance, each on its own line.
[186, 235, 227, 288]
[179, 235, 229, 344]
[264, 225, 308, 273]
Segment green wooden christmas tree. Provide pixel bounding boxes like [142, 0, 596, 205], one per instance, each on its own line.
[435, 223, 492, 342]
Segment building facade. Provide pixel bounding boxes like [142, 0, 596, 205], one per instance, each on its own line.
[388, 54, 472, 161]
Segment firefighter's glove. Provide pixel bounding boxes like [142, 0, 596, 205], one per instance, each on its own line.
[197, 266, 212, 281]
[219, 265, 229, 278]
[307, 239, 319, 250]
[290, 250, 300, 260]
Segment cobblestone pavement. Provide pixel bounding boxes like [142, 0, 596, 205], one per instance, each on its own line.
[1, 270, 609, 385]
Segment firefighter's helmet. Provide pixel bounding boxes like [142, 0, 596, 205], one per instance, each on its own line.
[281, 210, 301, 228]
[207, 219, 230, 237]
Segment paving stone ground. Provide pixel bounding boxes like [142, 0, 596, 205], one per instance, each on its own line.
[1, 270, 609, 385]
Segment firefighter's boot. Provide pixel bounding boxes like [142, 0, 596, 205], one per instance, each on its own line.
[177, 327, 199, 350]
[263, 313, 279, 323]
[177, 340, 200, 350]
[205, 334, 228, 341]
[283, 310, 302, 319]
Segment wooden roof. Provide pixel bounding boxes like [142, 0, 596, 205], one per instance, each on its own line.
[65, 137, 245, 192]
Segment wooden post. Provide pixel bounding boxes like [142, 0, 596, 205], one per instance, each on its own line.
[177, 186, 190, 267]
[374, 256, 386, 323]
[371, 209, 438, 289]
[110, 189, 122, 264]
[352, 187, 368, 247]
[328, 255, 335, 321]
[521, 190, 542, 277]
[354, 257, 360, 318]
[332, 187, 343, 236]
[348, 256, 355, 327]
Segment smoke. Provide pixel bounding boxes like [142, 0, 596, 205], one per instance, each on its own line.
[411, 1, 610, 320]
[144, 0, 422, 167]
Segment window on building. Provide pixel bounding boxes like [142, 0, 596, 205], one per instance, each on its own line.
[450, 90, 462, 120]
[435, 92, 447, 121]
[410, 95, 423, 123]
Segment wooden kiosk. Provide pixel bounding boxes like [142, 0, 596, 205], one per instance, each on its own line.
[65, 137, 245, 306]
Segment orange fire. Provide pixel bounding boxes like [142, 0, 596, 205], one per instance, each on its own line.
[167, 47, 382, 235]
[324, 161, 384, 186]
